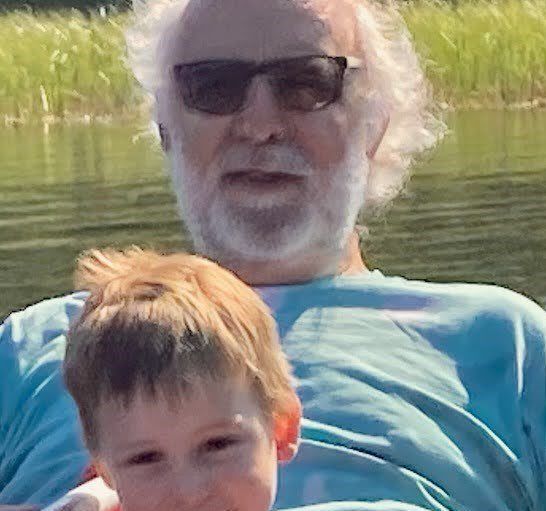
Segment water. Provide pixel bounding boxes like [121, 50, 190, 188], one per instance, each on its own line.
[1, 110, 545, 319]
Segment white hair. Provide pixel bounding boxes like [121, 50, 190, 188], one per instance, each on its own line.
[125, 0, 446, 214]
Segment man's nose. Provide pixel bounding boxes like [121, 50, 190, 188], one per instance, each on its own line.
[230, 76, 289, 144]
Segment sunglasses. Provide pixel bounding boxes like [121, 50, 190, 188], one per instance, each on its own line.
[172, 55, 361, 116]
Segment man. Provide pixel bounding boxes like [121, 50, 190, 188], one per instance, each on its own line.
[1, 0, 545, 509]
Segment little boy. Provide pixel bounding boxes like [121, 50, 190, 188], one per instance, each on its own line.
[63, 247, 301, 511]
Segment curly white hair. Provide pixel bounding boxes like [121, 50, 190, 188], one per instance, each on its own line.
[125, 0, 446, 213]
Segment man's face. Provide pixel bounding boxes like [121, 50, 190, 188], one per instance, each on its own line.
[161, 0, 368, 263]
[95, 379, 279, 511]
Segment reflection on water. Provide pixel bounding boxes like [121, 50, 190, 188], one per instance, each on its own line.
[0, 111, 545, 319]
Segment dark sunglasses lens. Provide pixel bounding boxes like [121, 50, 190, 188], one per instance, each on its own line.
[275, 57, 345, 112]
[175, 61, 252, 115]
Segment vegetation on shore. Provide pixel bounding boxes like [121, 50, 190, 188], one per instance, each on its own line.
[0, 9, 136, 124]
[404, 0, 546, 109]
[1, 0, 545, 125]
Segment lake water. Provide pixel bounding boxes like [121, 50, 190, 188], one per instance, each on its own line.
[1, 110, 545, 319]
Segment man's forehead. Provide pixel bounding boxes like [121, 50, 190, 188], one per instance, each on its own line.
[163, 0, 358, 64]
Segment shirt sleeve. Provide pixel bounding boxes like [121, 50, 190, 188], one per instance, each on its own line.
[0, 293, 90, 506]
[516, 293, 546, 508]
[278, 503, 434, 511]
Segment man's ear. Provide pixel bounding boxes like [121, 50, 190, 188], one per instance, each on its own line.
[274, 394, 302, 463]
[364, 96, 389, 159]
[155, 91, 171, 153]
[158, 122, 171, 153]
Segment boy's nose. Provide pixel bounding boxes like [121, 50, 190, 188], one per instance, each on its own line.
[170, 466, 211, 509]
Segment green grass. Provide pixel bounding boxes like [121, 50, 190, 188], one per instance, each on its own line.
[1, 0, 545, 124]
[402, 0, 546, 108]
[0, 10, 138, 123]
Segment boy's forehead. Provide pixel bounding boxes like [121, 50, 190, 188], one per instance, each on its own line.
[94, 378, 268, 453]
[97, 377, 262, 428]
[163, 0, 357, 65]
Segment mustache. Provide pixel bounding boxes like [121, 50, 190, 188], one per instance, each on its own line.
[218, 144, 312, 177]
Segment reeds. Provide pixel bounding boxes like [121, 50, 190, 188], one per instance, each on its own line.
[402, 0, 546, 108]
[1, 0, 545, 123]
[0, 9, 137, 123]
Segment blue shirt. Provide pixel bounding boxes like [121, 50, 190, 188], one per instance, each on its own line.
[1, 272, 545, 510]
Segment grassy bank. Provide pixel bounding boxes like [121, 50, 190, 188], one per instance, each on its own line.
[1, 0, 545, 124]
[404, 0, 546, 109]
[0, 10, 137, 124]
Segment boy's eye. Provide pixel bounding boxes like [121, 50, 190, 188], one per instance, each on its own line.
[128, 450, 164, 466]
[203, 435, 239, 453]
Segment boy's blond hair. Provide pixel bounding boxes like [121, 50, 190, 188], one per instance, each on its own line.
[64, 247, 295, 453]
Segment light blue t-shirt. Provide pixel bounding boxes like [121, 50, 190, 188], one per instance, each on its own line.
[1, 272, 545, 510]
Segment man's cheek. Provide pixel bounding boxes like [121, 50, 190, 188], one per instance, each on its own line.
[294, 112, 348, 169]
[181, 118, 231, 170]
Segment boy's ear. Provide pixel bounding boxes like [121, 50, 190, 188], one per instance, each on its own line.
[94, 459, 116, 490]
[274, 394, 302, 464]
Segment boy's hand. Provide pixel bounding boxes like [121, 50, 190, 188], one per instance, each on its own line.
[0, 506, 39, 511]
[42, 494, 100, 511]
[41, 478, 118, 511]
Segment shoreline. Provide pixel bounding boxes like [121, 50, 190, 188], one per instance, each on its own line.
[5, 103, 546, 131]
[4, 102, 546, 129]
[2, 0, 545, 125]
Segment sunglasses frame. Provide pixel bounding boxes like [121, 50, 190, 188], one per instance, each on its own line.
[172, 55, 363, 115]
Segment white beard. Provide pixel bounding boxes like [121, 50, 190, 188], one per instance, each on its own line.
[169, 141, 369, 265]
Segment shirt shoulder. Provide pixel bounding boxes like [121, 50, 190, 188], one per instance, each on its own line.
[0, 292, 88, 423]
[373, 276, 546, 355]
[389, 277, 545, 336]
[1, 291, 88, 355]
[0, 293, 90, 504]
[276, 271, 545, 327]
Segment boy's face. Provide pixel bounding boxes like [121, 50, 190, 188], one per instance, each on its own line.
[94, 377, 298, 511]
